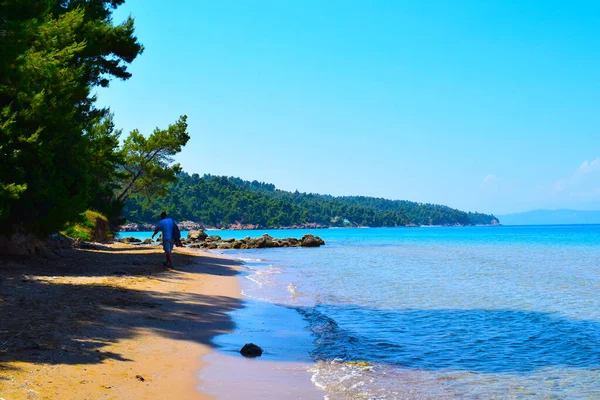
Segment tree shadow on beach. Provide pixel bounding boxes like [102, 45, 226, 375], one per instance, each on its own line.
[0, 246, 243, 369]
[2, 245, 241, 278]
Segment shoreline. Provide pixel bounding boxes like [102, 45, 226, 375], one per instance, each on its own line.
[0, 244, 243, 399]
[117, 223, 501, 232]
[199, 251, 324, 399]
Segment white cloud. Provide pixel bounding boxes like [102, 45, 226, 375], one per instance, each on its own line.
[551, 158, 600, 198]
[483, 174, 497, 183]
[481, 174, 499, 193]
[577, 158, 600, 174]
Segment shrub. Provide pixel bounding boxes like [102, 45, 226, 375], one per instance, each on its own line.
[62, 210, 112, 242]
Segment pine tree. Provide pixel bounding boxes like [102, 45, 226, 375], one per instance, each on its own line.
[0, 0, 143, 235]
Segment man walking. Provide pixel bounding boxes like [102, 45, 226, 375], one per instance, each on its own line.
[152, 211, 176, 267]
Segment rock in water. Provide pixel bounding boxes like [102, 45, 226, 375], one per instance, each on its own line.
[232, 240, 245, 249]
[301, 234, 325, 247]
[240, 343, 263, 357]
[143, 238, 154, 244]
[187, 229, 208, 242]
[120, 237, 142, 243]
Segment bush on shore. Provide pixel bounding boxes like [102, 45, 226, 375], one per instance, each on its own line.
[62, 211, 112, 243]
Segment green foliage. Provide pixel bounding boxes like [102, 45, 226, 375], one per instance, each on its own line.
[123, 173, 499, 228]
[116, 116, 190, 204]
[0, 0, 142, 236]
[62, 210, 110, 241]
[85, 113, 126, 224]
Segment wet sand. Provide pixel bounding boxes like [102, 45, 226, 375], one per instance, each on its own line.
[200, 352, 321, 399]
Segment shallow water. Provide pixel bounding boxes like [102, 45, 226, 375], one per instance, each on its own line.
[126, 225, 600, 398]
[218, 225, 600, 399]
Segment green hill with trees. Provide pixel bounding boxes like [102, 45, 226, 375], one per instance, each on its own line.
[123, 173, 499, 228]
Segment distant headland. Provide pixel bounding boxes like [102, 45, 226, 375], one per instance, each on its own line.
[121, 173, 500, 230]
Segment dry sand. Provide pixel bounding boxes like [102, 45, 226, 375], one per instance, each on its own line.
[0, 243, 243, 399]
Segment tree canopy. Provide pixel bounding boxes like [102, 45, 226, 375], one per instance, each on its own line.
[116, 116, 190, 204]
[124, 173, 499, 228]
[0, 0, 142, 235]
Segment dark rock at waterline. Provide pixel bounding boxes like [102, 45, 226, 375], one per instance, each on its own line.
[143, 238, 154, 244]
[120, 237, 142, 243]
[240, 343, 263, 357]
[187, 233, 325, 249]
[245, 235, 268, 248]
[300, 234, 325, 247]
[232, 240, 245, 249]
[187, 229, 208, 242]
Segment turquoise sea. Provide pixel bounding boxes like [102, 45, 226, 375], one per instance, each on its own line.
[126, 225, 600, 399]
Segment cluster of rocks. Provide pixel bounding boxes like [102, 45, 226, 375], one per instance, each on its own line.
[218, 222, 327, 230]
[276, 223, 327, 230]
[177, 220, 205, 230]
[118, 223, 155, 232]
[184, 230, 325, 249]
[118, 220, 204, 232]
[116, 229, 325, 249]
[118, 236, 143, 243]
[225, 223, 261, 230]
[117, 237, 155, 244]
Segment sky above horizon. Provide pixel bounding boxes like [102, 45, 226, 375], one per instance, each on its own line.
[97, 0, 600, 215]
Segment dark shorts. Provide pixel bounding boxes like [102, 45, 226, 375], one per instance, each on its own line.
[162, 239, 174, 253]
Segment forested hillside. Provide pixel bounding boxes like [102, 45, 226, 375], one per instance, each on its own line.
[123, 173, 499, 228]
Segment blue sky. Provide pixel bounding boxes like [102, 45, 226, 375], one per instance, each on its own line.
[97, 0, 600, 215]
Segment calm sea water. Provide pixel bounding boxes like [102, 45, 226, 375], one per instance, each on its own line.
[127, 225, 600, 399]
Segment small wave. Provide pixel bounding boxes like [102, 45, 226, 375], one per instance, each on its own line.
[244, 275, 266, 287]
[244, 265, 283, 288]
[287, 282, 300, 297]
[255, 265, 282, 275]
[236, 256, 265, 262]
[311, 360, 452, 400]
[239, 289, 277, 302]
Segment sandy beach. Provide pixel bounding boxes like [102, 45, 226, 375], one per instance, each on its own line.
[0, 243, 243, 399]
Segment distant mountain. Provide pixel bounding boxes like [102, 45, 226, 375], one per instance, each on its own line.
[498, 209, 600, 225]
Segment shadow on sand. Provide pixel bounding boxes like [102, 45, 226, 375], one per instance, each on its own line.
[0, 246, 243, 370]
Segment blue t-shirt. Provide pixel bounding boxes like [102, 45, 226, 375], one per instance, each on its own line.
[156, 218, 175, 240]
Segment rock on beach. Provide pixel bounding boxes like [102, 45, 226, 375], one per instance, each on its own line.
[240, 343, 263, 357]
